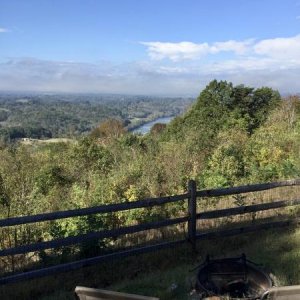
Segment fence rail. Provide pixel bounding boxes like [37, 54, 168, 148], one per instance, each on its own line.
[196, 179, 300, 198]
[0, 216, 189, 257]
[0, 194, 188, 228]
[1, 178, 300, 285]
[197, 198, 300, 219]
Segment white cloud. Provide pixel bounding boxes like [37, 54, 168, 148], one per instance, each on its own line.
[296, 16, 300, 19]
[141, 34, 300, 75]
[141, 34, 300, 67]
[254, 34, 300, 61]
[200, 58, 274, 74]
[2, 34, 300, 95]
[0, 58, 197, 95]
[155, 66, 189, 74]
[210, 39, 254, 55]
[140, 41, 210, 61]
[141, 39, 254, 61]
[0, 27, 9, 33]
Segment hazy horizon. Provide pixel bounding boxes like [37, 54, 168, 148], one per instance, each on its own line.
[1, 0, 300, 95]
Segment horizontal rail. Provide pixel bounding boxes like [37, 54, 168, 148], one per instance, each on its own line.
[0, 193, 188, 228]
[0, 216, 188, 257]
[197, 199, 300, 219]
[2, 216, 299, 285]
[197, 179, 300, 198]
[196, 218, 300, 240]
[1, 178, 300, 285]
[0, 239, 187, 285]
[1, 179, 299, 228]
[5, 196, 298, 257]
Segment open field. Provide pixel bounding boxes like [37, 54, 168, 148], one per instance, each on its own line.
[20, 138, 75, 145]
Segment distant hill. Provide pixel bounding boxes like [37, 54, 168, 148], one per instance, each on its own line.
[0, 93, 193, 142]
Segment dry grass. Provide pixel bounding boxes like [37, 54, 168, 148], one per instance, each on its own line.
[197, 185, 300, 231]
[1, 225, 300, 300]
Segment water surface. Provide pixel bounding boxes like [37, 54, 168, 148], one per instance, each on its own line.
[132, 116, 173, 134]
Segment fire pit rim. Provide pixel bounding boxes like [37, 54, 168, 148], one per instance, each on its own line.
[195, 254, 273, 299]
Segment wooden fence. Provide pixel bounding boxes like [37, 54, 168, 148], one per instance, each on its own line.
[1, 178, 300, 285]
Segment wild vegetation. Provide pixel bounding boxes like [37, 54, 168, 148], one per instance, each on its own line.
[0, 80, 300, 298]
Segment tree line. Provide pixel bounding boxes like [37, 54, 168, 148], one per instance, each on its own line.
[0, 94, 192, 143]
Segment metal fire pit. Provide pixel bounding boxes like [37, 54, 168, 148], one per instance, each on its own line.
[196, 254, 272, 299]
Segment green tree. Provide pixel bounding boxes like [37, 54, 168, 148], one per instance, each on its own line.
[90, 119, 127, 139]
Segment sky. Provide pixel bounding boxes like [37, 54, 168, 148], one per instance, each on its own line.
[1, 0, 300, 96]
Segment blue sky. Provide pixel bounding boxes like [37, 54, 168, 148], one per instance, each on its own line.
[1, 0, 300, 95]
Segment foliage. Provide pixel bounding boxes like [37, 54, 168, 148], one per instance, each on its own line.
[90, 119, 127, 139]
[150, 123, 167, 135]
[202, 128, 248, 187]
[0, 80, 299, 274]
[0, 174, 10, 207]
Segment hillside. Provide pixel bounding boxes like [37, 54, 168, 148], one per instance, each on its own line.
[0, 80, 300, 299]
[0, 93, 192, 142]
[163, 80, 299, 186]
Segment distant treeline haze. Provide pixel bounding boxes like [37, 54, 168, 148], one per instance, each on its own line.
[0, 94, 192, 141]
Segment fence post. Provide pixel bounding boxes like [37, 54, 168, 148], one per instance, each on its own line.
[188, 180, 197, 250]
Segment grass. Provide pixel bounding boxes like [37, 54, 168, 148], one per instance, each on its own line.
[20, 138, 75, 145]
[1, 225, 300, 300]
[109, 227, 300, 299]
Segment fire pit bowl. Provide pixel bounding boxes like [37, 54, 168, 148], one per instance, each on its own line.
[196, 254, 272, 299]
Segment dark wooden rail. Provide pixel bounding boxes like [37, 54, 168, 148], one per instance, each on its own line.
[197, 199, 300, 219]
[0, 216, 189, 257]
[0, 194, 188, 227]
[196, 179, 300, 197]
[0, 178, 300, 285]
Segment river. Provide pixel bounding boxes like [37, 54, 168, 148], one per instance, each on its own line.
[132, 116, 173, 134]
